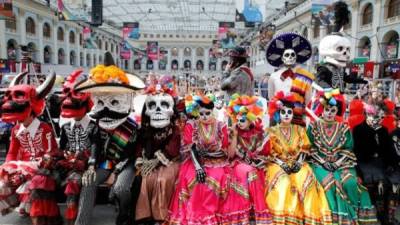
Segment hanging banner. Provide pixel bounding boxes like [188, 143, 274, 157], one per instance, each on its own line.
[210, 40, 223, 58]
[120, 42, 131, 60]
[364, 61, 374, 78]
[387, 43, 398, 59]
[218, 22, 236, 49]
[147, 41, 158, 60]
[0, 0, 13, 19]
[311, 0, 335, 26]
[123, 22, 140, 40]
[57, 0, 91, 22]
[83, 27, 91, 40]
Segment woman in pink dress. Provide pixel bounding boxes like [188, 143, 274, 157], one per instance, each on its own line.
[165, 94, 231, 224]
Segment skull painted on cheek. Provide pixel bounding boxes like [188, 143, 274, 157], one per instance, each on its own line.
[90, 93, 132, 130]
[61, 70, 93, 118]
[1, 71, 56, 122]
[145, 94, 175, 129]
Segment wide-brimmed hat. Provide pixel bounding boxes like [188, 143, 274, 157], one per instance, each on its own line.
[265, 32, 312, 67]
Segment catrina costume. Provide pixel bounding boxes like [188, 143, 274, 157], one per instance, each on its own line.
[224, 94, 272, 224]
[265, 92, 332, 225]
[133, 75, 181, 223]
[265, 32, 314, 126]
[57, 69, 99, 224]
[165, 94, 235, 225]
[0, 71, 61, 225]
[74, 54, 145, 225]
[307, 91, 377, 224]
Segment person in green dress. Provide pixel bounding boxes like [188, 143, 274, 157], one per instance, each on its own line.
[307, 90, 378, 224]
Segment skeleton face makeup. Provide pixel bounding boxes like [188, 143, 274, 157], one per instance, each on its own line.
[90, 93, 132, 130]
[279, 106, 293, 125]
[215, 92, 225, 110]
[199, 108, 214, 123]
[236, 115, 250, 130]
[323, 105, 338, 122]
[366, 110, 384, 129]
[144, 93, 175, 129]
[282, 49, 297, 67]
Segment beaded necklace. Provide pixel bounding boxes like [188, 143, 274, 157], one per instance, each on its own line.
[199, 120, 217, 145]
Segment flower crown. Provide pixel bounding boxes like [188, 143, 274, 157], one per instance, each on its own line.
[145, 75, 177, 97]
[90, 65, 128, 84]
[227, 94, 263, 123]
[185, 93, 215, 117]
[319, 88, 341, 107]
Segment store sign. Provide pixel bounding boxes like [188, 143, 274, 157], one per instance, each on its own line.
[122, 22, 140, 40]
[0, 0, 13, 19]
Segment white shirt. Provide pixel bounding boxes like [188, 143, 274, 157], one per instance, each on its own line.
[268, 67, 293, 100]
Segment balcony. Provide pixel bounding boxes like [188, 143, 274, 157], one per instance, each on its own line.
[359, 23, 372, 31]
[384, 15, 400, 25]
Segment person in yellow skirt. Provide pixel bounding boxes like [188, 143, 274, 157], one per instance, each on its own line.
[264, 91, 332, 225]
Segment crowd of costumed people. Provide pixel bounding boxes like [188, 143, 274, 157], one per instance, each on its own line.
[0, 1, 399, 225]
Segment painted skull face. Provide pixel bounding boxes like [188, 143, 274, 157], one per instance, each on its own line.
[366, 110, 384, 129]
[144, 93, 175, 129]
[323, 105, 338, 122]
[90, 93, 132, 130]
[236, 115, 251, 130]
[319, 35, 351, 68]
[199, 108, 214, 123]
[215, 92, 225, 110]
[279, 106, 293, 124]
[282, 49, 297, 66]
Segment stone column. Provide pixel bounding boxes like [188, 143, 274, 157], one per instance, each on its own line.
[37, 19, 44, 64]
[0, 20, 7, 58]
[19, 11, 26, 45]
[53, 23, 58, 64]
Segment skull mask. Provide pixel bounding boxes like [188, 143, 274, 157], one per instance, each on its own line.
[236, 115, 251, 130]
[323, 105, 338, 122]
[144, 93, 175, 129]
[319, 35, 351, 68]
[282, 49, 297, 67]
[90, 93, 132, 130]
[279, 106, 293, 124]
[1, 71, 55, 123]
[199, 107, 214, 123]
[214, 91, 225, 110]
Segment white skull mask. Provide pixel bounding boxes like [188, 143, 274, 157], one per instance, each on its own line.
[319, 35, 351, 68]
[145, 94, 174, 128]
[282, 49, 297, 66]
[215, 92, 225, 109]
[90, 93, 132, 130]
[279, 106, 293, 124]
[323, 105, 338, 122]
[199, 108, 214, 123]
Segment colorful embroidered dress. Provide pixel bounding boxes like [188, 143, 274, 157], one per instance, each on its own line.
[165, 120, 232, 225]
[307, 121, 377, 224]
[265, 124, 332, 225]
[222, 126, 272, 224]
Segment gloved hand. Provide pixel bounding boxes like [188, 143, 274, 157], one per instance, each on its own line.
[196, 168, 206, 183]
[280, 163, 292, 174]
[291, 161, 302, 173]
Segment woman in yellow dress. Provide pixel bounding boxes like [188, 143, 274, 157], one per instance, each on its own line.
[265, 92, 332, 225]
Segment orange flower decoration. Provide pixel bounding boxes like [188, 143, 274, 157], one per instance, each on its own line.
[90, 65, 128, 84]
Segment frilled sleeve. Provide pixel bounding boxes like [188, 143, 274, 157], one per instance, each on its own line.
[5, 127, 20, 162]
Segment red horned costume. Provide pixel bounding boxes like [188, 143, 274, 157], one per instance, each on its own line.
[0, 71, 60, 224]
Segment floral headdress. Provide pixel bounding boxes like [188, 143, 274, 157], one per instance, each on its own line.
[316, 88, 346, 117]
[145, 75, 178, 97]
[226, 94, 263, 123]
[185, 93, 215, 117]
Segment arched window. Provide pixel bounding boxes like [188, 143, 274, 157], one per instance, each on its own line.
[362, 4, 373, 25]
[70, 51, 76, 65]
[111, 43, 114, 53]
[93, 54, 97, 65]
[209, 60, 217, 71]
[27, 42, 37, 61]
[7, 39, 17, 60]
[6, 16, 16, 31]
[171, 60, 179, 70]
[196, 60, 204, 70]
[134, 59, 141, 70]
[43, 23, 51, 38]
[79, 33, 83, 46]
[58, 48, 65, 64]
[146, 59, 154, 70]
[26, 17, 35, 35]
[98, 39, 102, 49]
[57, 27, 64, 41]
[196, 47, 204, 57]
[358, 37, 371, 57]
[388, 0, 400, 18]
[184, 60, 191, 69]
[86, 54, 91, 67]
[384, 31, 400, 58]
[44, 46, 52, 63]
[221, 60, 228, 71]
[69, 31, 75, 44]
[184, 47, 191, 57]
[171, 47, 178, 56]
[105, 42, 109, 51]
[80, 52, 83, 66]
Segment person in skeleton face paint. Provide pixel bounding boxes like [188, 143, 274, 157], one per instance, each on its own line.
[307, 91, 377, 224]
[222, 94, 272, 224]
[165, 94, 236, 224]
[265, 32, 314, 126]
[352, 99, 399, 224]
[73, 54, 145, 225]
[264, 91, 332, 224]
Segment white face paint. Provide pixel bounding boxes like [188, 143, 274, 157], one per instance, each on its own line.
[319, 35, 351, 68]
[145, 93, 174, 128]
[215, 92, 225, 110]
[282, 49, 297, 67]
[91, 93, 132, 130]
[323, 105, 338, 122]
[236, 114, 251, 130]
[279, 106, 293, 125]
[199, 108, 214, 123]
